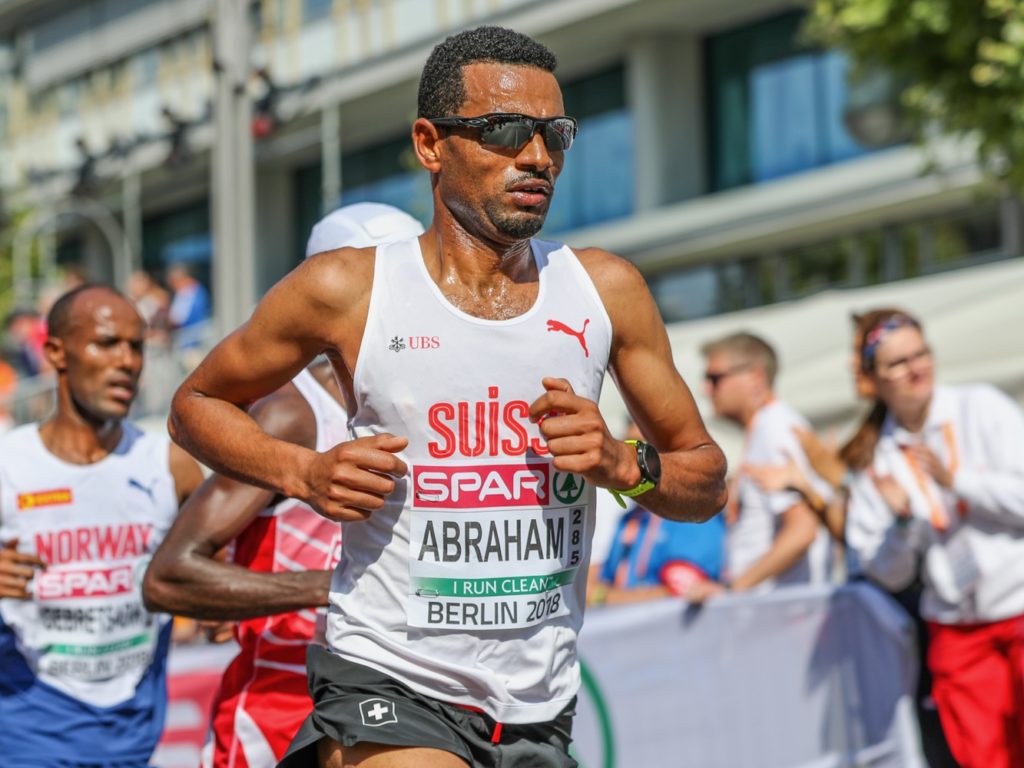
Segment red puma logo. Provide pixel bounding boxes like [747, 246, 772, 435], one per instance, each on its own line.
[546, 318, 590, 357]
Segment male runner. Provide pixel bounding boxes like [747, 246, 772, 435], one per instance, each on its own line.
[0, 285, 203, 767]
[144, 203, 424, 768]
[169, 26, 726, 768]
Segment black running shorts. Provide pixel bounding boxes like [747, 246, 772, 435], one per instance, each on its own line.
[278, 645, 578, 768]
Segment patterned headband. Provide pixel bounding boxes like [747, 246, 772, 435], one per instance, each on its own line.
[860, 315, 920, 370]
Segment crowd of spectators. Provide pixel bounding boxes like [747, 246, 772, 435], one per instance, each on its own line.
[586, 310, 1024, 768]
[0, 262, 212, 430]
[2, 258, 1021, 767]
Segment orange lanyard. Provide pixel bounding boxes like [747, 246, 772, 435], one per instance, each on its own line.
[899, 422, 965, 532]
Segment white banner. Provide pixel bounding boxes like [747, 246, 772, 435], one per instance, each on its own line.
[155, 583, 924, 768]
[572, 582, 924, 768]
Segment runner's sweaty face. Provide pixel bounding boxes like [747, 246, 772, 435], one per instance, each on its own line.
[50, 291, 145, 424]
[435, 62, 566, 243]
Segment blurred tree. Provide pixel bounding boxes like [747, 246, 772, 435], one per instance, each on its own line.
[806, 0, 1024, 189]
[0, 207, 43, 322]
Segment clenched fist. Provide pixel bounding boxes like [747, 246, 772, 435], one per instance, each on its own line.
[300, 434, 409, 522]
[0, 538, 46, 600]
[529, 377, 638, 490]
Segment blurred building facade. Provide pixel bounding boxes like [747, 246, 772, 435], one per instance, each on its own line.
[0, 0, 1020, 320]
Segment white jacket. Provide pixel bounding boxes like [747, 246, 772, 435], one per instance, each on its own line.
[846, 384, 1024, 624]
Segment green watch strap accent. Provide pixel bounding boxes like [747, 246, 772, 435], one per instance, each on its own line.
[610, 439, 657, 507]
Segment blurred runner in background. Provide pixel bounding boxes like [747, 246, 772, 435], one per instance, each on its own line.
[0, 285, 203, 768]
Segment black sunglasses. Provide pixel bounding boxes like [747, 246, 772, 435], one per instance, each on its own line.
[704, 364, 751, 388]
[429, 112, 578, 151]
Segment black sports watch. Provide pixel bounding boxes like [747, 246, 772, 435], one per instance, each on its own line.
[611, 439, 662, 507]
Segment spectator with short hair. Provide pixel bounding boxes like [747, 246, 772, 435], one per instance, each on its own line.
[688, 332, 830, 603]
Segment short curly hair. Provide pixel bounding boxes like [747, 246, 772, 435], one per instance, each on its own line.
[417, 26, 558, 119]
[47, 284, 129, 340]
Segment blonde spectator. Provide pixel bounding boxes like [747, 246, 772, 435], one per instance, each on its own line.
[688, 332, 830, 603]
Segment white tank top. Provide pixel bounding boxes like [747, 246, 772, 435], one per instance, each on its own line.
[0, 423, 178, 707]
[327, 237, 612, 723]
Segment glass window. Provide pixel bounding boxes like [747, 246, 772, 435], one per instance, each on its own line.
[32, 5, 94, 53]
[650, 258, 765, 322]
[706, 11, 881, 191]
[651, 266, 718, 323]
[272, 0, 289, 30]
[340, 135, 431, 226]
[58, 80, 82, 118]
[649, 201, 1012, 321]
[56, 237, 84, 270]
[101, 0, 158, 25]
[32, 0, 160, 52]
[928, 204, 1002, 269]
[133, 49, 159, 90]
[303, 0, 334, 22]
[293, 135, 430, 260]
[141, 200, 211, 286]
[782, 237, 855, 298]
[544, 64, 634, 233]
[342, 135, 410, 189]
[294, 163, 322, 260]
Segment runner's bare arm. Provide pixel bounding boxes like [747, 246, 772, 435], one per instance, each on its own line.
[145, 386, 331, 620]
[729, 502, 820, 591]
[169, 443, 204, 505]
[532, 250, 727, 522]
[168, 249, 408, 520]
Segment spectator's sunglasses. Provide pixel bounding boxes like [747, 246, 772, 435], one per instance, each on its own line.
[704, 364, 752, 388]
[429, 113, 578, 151]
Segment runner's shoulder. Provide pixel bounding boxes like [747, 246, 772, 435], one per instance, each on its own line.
[290, 245, 376, 313]
[570, 245, 650, 310]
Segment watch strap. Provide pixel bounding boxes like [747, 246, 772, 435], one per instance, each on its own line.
[610, 439, 657, 508]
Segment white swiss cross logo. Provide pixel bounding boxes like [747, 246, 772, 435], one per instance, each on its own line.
[359, 697, 398, 727]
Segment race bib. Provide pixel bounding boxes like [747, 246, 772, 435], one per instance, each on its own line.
[31, 559, 159, 685]
[408, 460, 587, 631]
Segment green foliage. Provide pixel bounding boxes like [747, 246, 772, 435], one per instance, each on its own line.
[0, 207, 46, 321]
[806, 0, 1024, 189]
[0, 243, 13, 320]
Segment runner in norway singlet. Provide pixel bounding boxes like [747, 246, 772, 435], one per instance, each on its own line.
[0, 422, 179, 767]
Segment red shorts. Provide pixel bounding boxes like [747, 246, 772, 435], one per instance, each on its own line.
[928, 614, 1024, 768]
[206, 640, 312, 768]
